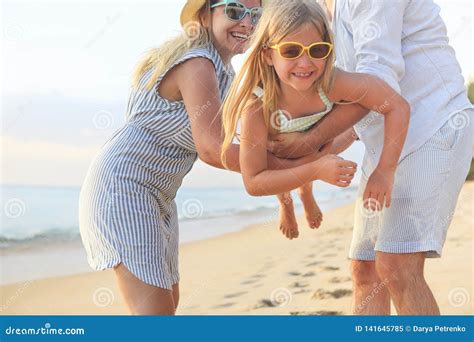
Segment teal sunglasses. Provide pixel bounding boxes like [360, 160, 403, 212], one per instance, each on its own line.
[211, 1, 263, 26]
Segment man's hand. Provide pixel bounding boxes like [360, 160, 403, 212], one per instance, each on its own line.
[268, 131, 322, 158]
[363, 166, 395, 211]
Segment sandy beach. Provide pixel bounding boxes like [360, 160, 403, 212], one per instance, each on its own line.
[1, 182, 472, 316]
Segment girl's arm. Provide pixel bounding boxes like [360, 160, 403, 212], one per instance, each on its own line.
[175, 57, 332, 173]
[329, 69, 410, 208]
[239, 99, 358, 196]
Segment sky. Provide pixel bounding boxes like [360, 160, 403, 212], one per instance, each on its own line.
[1, 0, 473, 188]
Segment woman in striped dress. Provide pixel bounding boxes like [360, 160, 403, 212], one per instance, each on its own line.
[80, 0, 346, 315]
[79, 0, 265, 315]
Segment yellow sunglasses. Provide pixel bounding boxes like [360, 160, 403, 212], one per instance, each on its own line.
[269, 42, 333, 60]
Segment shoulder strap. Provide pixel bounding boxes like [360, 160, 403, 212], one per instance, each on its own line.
[317, 86, 333, 107]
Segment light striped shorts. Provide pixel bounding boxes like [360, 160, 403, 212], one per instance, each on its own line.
[350, 110, 473, 260]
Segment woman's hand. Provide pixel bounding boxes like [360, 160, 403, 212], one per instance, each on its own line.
[363, 166, 395, 211]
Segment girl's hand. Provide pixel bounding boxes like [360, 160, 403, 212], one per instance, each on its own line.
[363, 167, 395, 211]
[314, 155, 358, 187]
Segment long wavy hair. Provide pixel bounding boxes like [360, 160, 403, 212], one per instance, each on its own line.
[220, 0, 335, 168]
[131, 0, 218, 91]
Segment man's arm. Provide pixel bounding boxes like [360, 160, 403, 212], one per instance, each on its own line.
[269, 103, 368, 158]
[348, 0, 408, 92]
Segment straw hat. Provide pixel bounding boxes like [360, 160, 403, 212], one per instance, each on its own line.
[180, 0, 208, 27]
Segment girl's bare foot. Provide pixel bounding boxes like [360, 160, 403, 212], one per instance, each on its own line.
[302, 196, 323, 229]
[298, 183, 323, 229]
[277, 193, 299, 239]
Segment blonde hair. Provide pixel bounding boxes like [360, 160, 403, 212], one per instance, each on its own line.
[221, 0, 335, 167]
[131, 1, 217, 90]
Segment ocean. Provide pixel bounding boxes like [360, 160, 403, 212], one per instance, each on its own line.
[0, 184, 358, 284]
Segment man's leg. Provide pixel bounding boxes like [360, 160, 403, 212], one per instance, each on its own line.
[351, 260, 391, 315]
[375, 252, 440, 315]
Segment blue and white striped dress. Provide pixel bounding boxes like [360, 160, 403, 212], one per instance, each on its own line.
[79, 43, 235, 290]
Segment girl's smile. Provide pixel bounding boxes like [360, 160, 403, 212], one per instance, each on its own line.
[265, 22, 329, 92]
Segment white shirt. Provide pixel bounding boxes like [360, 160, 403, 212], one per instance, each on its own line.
[332, 0, 472, 162]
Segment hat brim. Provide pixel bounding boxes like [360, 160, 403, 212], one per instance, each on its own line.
[180, 0, 208, 27]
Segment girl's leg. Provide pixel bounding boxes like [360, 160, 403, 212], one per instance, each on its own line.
[276, 192, 299, 239]
[114, 263, 177, 315]
[297, 182, 323, 229]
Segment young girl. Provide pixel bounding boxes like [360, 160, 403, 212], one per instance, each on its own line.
[221, 0, 410, 240]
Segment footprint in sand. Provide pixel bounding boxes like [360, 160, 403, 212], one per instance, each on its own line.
[305, 261, 323, 267]
[250, 274, 266, 279]
[253, 299, 277, 309]
[289, 281, 309, 289]
[290, 310, 344, 316]
[223, 291, 248, 299]
[293, 289, 311, 295]
[311, 288, 352, 300]
[320, 266, 340, 272]
[241, 279, 260, 285]
[212, 302, 235, 309]
[288, 271, 302, 276]
[302, 271, 316, 277]
[329, 276, 351, 284]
